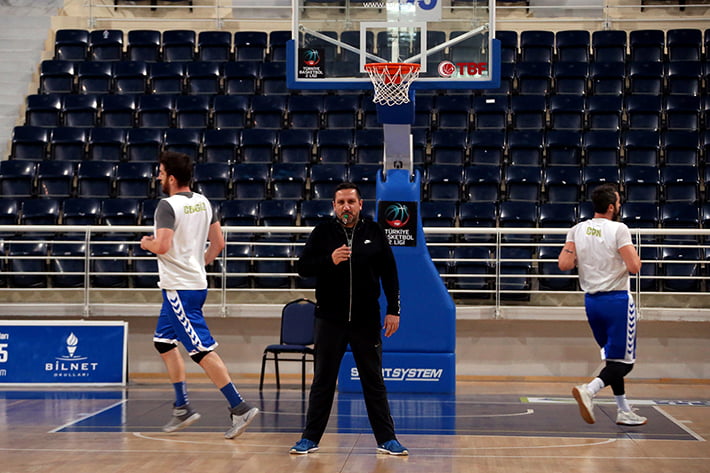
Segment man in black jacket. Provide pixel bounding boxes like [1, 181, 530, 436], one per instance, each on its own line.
[289, 182, 408, 456]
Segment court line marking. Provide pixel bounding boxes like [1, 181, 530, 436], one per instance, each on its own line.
[49, 399, 127, 433]
[652, 405, 705, 442]
[255, 408, 535, 418]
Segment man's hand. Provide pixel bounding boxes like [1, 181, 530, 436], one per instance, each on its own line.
[383, 314, 400, 338]
[140, 235, 155, 252]
[331, 244, 352, 265]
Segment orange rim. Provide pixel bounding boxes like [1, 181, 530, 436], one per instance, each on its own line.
[364, 62, 421, 84]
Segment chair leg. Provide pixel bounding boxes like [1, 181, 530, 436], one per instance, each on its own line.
[259, 352, 268, 391]
[273, 354, 280, 390]
[301, 355, 306, 393]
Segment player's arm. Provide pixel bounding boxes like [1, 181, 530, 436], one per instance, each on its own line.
[204, 221, 225, 265]
[619, 244, 642, 274]
[141, 227, 173, 255]
[558, 241, 577, 271]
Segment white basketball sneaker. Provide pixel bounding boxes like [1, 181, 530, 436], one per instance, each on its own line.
[572, 385, 595, 424]
[616, 409, 647, 426]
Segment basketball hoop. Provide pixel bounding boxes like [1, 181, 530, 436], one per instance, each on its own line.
[364, 62, 421, 107]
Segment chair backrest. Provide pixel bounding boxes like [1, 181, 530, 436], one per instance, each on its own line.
[280, 298, 316, 346]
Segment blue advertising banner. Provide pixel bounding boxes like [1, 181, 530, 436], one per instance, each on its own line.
[0, 321, 127, 386]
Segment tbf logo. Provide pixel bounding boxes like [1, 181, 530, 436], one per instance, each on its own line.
[438, 61, 488, 78]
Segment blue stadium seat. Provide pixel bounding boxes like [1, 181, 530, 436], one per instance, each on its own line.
[76, 161, 115, 198]
[132, 246, 159, 288]
[468, 130, 505, 166]
[315, 129, 353, 164]
[421, 201, 457, 243]
[197, 31, 232, 62]
[62, 197, 102, 226]
[0, 198, 20, 231]
[115, 162, 155, 198]
[627, 61, 664, 95]
[661, 202, 700, 244]
[555, 30, 591, 62]
[140, 199, 159, 225]
[234, 31, 268, 62]
[259, 199, 299, 227]
[300, 198, 334, 228]
[50, 237, 87, 288]
[309, 163, 347, 200]
[662, 246, 702, 292]
[175, 95, 212, 128]
[515, 61, 552, 96]
[54, 29, 89, 61]
[193, 162, 231, 200]
[496, 30, 518, 63]
[251, 95, 287, 129]
[163, 128, 202, 162]
[666, 61, 702, 96]
[240, 129, 278, 163]
[202, 128, 239, 164]
[232, 163, 269, 200]
[552, 61, 589, 95]
[661, 165, 700, 203]
[287, 95, 323, 130]
[544, 166, 582, 203]
[0, 160, 36, 198]
[220, 199, 259, 230]
[260, 62, 288, 95]
[548, 95, 585, 131]
[503, 165, 542, 202]
[36, 160, 75, 198]
[185, 61, 222, 95]
[507, 130, 544, 166]
[323, 94, 360, 129]
[520, 30, 554, 63]
[348, 163, 380, 200]
[499, 201, 537, 243]
[664, 95, 701, 131]
[586, 95, 623, 131]
[271, 163, 308, 200]
[509, 95, 547, 131]
[252, 242, 293, 288]
[629, 29, 664, 62]
[25, 94, 62, 127]
[471, 96, 508, 131]
[76, 61, 113, 94]
[278, 129, 314, 164]
[623, 130, 661, 165]
[161, 30, 196, 62]
[90, 239, 130, 288]
[622, 165, 660, 203]
[498, 247, 534, 300]
[223, 243, 252, 288]
[48, 127, 87, 161]
[7, 241, 48, 288]
[88, 29, 123, 61]
[592, 30, 627, 63]
[621, 201, 659, 243]
[545, 130, 583, 166]
[430, 130, 467, 166]
[353, 129, 384, 165]
[99, 94, 136, 128]
[21, 198, 61, 226]
[449, 30, 487, 64]
[662, 130, 699, 166]
[583, 130, 621, 165]
[268, 30, 291, 62]
[537, 244, 577, 291]
[127, 30, 161, 62]
[426, 165, 463, 202]
[125, 128, 162, 162]
[213, 94, 250, 129]
[62, 94, 99, 127]
[666, 28, 702, 62]
[435, 95, 472, 130]
[148, 62, 185, 94]
[101, 198, 140, 226]
[136, 93, 176, 128]
[222, 61, 260, 95]
[451, 246, 492, 296]
[39, 60, 75, 94]
[458, 201, 497, 242]
[10, 126, 48, 160]
[589, 62, 626, 96]
[462, 165, 501, 203]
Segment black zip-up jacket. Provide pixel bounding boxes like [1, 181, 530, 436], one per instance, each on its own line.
[297, 216, 400, 327]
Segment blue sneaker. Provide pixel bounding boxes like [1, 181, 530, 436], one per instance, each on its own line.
[377, 439, 409, 456]
[289, 438, 319, 454]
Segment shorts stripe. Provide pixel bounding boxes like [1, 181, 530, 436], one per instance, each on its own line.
[166, 290, 209, 353]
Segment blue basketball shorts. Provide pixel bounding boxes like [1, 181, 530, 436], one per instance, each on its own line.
[584, 290, 637, 363]
[153, 289, 218, 355]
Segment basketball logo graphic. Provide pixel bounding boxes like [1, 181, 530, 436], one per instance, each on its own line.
[384, 203, 410, 228]
[438, 61, 456, 78]
[303, 49, 320, 66]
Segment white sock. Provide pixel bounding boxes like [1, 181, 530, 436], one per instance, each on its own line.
[615, 394, 631, 412]
[586, 377, 605, 396]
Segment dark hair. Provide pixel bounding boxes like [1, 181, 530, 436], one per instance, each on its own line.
[333, 182, 362, 201]
[591, 183, 618, 214]
[159, 151, 192, 187]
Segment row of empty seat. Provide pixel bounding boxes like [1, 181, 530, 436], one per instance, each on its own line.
[52, 28, 710, 65]
[9, 126, 710, 168]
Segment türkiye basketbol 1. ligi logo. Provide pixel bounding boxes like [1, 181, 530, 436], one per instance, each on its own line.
[384, 203, 410, 228]
[303, 49, 321, 66]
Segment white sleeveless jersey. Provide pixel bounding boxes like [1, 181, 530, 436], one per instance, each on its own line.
[154, 192, 213, 290]
[566, 218, 634, 294]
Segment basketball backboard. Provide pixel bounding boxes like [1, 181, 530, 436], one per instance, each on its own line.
[287, 0, 500, 91]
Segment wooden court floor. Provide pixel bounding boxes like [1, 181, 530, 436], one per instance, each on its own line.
[1, 378, 709, 473]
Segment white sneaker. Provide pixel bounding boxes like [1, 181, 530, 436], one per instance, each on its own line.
[616, 409, 647, 426]
[572, 385, 595, 424]
[224, 403, 259, 439]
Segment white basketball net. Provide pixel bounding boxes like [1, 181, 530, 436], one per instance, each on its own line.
[364, 63, 421, 107]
